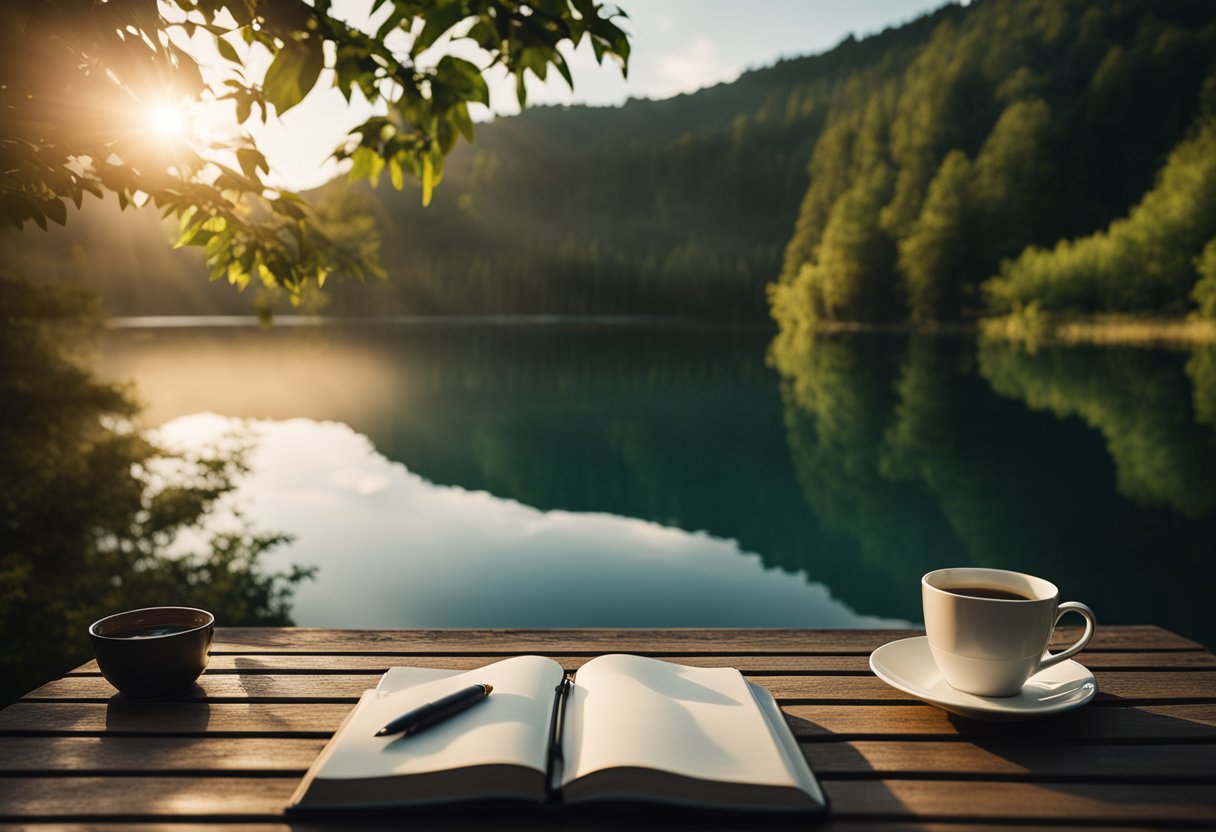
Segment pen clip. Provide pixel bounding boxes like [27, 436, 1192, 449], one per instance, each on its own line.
[544, 676, 573, 802]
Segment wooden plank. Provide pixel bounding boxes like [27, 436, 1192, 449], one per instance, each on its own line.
[26, 676, 370, 702]
[786, 703, 1216, 741]
[0, 777, 292, 818]
[822, 780, 1216, 823]
[1, 777, 1212, 825]
[765, 673, 1216, 704]
[29, 671, 1216, 704]
[803, 741, 1216, 781]
[0, 703, 351, 736]
[0, 737, 324, 773]
[65, 649, 1216, 677]
[5, 701, 1216, 741]
[203, 626, 1202, 653]
[0, 826, 1169, 832]
[3, 733, 1208, 784]
[0, 827, 1169, 832]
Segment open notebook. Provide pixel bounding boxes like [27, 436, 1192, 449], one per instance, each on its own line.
[288, 654, 826, 814]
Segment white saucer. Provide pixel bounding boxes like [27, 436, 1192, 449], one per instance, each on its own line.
[869, 636, 1097, 720]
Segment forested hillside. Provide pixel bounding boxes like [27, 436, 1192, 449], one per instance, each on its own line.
[772, 0, 1216, 329]
[316, 7, 958, 320]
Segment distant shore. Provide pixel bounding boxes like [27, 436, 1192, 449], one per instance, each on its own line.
[104, 313, 1216, 347]
[978, 314, 1216, 348]
[809, 315, 1215, 348]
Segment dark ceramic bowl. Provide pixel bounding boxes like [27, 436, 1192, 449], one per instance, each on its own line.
[89, 607, 214, 699]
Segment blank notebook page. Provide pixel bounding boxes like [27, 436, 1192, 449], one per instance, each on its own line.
[317, 655, 563, 779]
[563, 654, 800, 788]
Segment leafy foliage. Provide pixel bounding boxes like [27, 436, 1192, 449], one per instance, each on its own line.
[0, 273, 311, 703]
[0, 0, 629, 302]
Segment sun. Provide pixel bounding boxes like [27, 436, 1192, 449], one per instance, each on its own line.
[148, 104, 186, 137]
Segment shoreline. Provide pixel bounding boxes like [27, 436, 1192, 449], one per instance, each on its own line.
[977, 314, 1216, 349]
[808, 315, 1215, 348]
[104, 313, 1216, 347]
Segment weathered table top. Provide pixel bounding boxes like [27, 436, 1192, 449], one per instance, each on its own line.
[1, 626, 1214, 830]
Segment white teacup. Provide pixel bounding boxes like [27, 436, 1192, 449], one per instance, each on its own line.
[922, 568, 1095, 697]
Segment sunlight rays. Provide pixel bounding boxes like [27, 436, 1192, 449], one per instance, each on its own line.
[148, 103, 187, 137]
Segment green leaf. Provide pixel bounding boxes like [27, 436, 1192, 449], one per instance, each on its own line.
[257, 262, 278, 287]
[451, 103, 475, 143]
[421, 153, 434, 206]
[375, 9, 407, 43]
[228, 261, 249, 288]
[553, 51, 574, 90]
[216, 36, 240, 64]
[42, 198, 66, 226]
[263, 37, 325, 115]
[389, 155, 404, 190]
[237, 148, 267, 180]
[411, 0, 467, 57]
[436, 55, 490, 106]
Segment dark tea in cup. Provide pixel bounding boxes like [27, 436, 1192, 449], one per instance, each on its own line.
[89, 607, 214, 699]
[943, 586, 1033, 601]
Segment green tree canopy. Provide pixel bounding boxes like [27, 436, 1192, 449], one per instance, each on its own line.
[0, 0, 629, 301]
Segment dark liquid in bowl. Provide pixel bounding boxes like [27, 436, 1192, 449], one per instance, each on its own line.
[108, 624, 197, 639]
[945, 586, 1033, 601]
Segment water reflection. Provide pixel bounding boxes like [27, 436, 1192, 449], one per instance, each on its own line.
[156, 414, 903, 628]
[102, 324, 1216, 646]
[774, 332, 1216, 643]
[979, 341, 1216, 515]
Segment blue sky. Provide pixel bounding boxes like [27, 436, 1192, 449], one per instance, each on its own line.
[252, 1, 955, 189]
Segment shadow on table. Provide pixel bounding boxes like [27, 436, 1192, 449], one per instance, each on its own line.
[103, 686, 212, 733]
[948, 699, 1216, 824]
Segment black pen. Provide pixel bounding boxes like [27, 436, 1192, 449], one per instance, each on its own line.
[375, 683, 493, 737]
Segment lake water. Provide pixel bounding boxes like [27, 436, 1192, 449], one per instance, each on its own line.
[98, 323, 1216, 647]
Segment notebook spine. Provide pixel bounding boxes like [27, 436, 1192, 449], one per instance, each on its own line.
[544, 676, 574, 803]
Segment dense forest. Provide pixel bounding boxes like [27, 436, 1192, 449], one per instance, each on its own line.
[773, 0, 1216, 329]
[4, 0, 1214, 325]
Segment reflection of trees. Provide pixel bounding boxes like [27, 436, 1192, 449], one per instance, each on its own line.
[0, 276, 311, 704]
[775, 334, 965, 620]
[1189, 347, 1216, 429]
[978, 341, 1216, 516]
[774, 332, 1216, 645]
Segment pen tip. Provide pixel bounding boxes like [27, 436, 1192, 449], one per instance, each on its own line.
[374, 729, 388, 737]
[483, 683, 493, 694]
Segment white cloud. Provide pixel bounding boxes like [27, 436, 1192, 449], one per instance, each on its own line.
[653, 37, 737, 98]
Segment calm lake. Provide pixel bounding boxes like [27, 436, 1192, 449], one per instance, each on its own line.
[98, 323, 1216, 647]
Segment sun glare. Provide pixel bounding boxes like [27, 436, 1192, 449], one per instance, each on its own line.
[149, 104, 185, 137]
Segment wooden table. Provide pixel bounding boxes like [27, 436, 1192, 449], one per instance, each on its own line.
[1, 627, 1214, 830]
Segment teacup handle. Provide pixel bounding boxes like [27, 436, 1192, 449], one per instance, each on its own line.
[1038, 601, 1096, 672]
